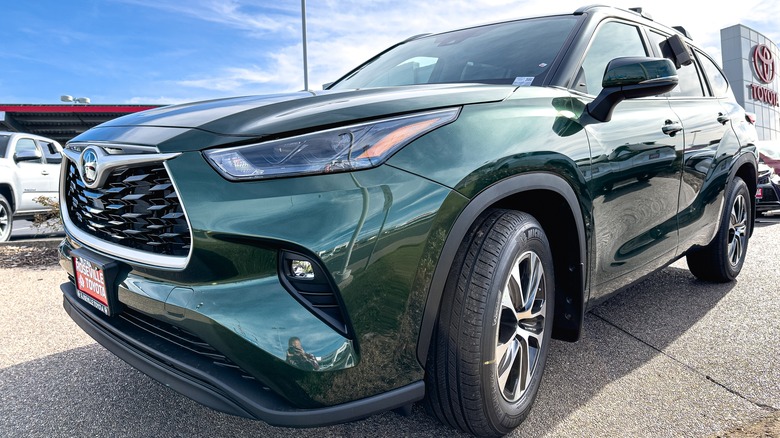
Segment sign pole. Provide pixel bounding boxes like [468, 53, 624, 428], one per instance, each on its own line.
[301, 0, 309, 91]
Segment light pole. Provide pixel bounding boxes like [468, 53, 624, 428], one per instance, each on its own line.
[301, 0, 309, 91]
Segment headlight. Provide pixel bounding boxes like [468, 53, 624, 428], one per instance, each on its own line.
[204, 108, 459, 180]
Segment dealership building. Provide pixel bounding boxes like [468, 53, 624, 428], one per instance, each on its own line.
[721, 24, 779, 140]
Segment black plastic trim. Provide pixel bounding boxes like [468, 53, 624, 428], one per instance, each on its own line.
[728, 149, 759, 237]
[416, 172, 588, 365]
[62, 282, 424, 427]
[278, 250, 352, 338]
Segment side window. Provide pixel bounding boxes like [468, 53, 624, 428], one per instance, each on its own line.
[15, 138, 42, 163]
[697, 51, 729, 97]
[0, 134, 10, 158]
[39, 140, 62, 164]
[579, 21, 647, 96]
[647, 31, 704, 97]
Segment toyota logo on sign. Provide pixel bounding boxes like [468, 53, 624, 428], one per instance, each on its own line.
[753, 44, 775, 84]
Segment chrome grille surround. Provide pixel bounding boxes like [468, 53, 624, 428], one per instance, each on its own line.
[61, 143, 193, 269]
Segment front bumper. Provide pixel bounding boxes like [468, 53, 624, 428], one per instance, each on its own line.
[57, 151, 467, 422]
[61, 280, 423, 426]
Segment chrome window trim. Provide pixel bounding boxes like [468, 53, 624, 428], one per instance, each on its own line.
[60, 145, 194, 270]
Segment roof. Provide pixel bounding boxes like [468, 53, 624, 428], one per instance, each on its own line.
[0, 104, 160, 145]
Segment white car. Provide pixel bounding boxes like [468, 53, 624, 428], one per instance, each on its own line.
[0, 131, 63, 241]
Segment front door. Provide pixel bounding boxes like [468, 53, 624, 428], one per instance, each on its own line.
[576, 20, 684, 299]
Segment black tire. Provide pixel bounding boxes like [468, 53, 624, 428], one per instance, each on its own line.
[687, 176, 751, 282]
[424, 209, 555, 437]
[0, 194, 12, 242]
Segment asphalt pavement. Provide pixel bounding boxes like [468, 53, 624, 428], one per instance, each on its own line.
[1, 216, 778, 437]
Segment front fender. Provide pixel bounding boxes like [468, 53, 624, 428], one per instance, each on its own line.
[415, 172, 589, 365]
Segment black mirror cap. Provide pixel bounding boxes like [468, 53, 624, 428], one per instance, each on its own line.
[602, 57, 678, 88]
[586, 57, 679, 123]
[13, 149, 42, 163]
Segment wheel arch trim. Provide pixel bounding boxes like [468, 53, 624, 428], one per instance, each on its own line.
[728, 150, 758, 237]
[416, 172, 588, 365]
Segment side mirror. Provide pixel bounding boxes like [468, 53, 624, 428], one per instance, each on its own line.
[586, 57, 678, 123]
[14, 148, 42, 163]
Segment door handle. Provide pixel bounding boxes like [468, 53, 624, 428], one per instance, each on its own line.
[717, 112, 730, 125]
[41, 170, 49, 175]
[661, 120, 682, 137]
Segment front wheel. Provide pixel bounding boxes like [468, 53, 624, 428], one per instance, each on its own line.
[424, 209, 554, 437]
[687, 176, 751, 282]
[0, 195, 13, 242]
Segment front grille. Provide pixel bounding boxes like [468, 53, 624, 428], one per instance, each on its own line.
[65, 159, 191, 256]
[119, 308, 256, 380]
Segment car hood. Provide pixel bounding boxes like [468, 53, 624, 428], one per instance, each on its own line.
[81, 84, 516, 152]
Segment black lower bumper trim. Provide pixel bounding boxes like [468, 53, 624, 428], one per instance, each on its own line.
[62, 282, 425, 427]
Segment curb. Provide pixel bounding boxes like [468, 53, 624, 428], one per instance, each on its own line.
[0, 237, 63, 249]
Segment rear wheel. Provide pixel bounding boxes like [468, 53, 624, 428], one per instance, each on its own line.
[0, 195, 12, 242]
[687, 176, 751, 282]
[424, 209, 554, 437]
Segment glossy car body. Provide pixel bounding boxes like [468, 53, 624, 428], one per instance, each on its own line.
[58, 5, 758, 435]
[0, 131, 62, 241]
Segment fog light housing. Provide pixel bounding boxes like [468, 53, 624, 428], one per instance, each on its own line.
[279, 250, 351, 337]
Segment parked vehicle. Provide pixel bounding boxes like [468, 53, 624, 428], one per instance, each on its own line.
[57, 6, 758, 437]
[756, 140, 780, 174]
[0, 131, 62, 241]
[757, 162, 780, 214]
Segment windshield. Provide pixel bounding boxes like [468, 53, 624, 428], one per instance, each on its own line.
[331, 16, 577, 90]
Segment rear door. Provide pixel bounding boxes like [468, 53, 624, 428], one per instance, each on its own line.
[646, 31, 741, 252]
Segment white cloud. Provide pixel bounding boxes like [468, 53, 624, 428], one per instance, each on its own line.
[117, 0, 298, 35]
[178, 67, 279, 91]
[126, 0, 780, 97]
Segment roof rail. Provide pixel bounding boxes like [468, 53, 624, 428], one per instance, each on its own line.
[628, 7, 653, 20]
[672, 26, 692, 39]
[574, 4, 607, 15]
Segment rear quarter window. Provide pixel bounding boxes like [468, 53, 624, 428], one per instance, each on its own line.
[697, 51, 730, 97]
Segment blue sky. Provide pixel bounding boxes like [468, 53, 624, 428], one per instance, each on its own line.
[2, 0, 779, 105]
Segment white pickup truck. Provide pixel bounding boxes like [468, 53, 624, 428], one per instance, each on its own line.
[0, 131, 62, 241]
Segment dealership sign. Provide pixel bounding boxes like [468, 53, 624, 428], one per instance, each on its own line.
[750, 44, 779, 107]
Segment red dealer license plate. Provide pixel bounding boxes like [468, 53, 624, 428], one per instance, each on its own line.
[73, 254, 111, 315]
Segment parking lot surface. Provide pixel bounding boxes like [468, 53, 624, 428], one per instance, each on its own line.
[1, 216, 778, 437]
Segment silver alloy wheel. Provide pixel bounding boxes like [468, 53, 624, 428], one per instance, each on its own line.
[0, 203, 9, 239]
[728, 193, 748, 267]
[495, 250, 546, 403]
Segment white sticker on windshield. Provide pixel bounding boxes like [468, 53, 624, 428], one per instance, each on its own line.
[512, 77, 534, 86]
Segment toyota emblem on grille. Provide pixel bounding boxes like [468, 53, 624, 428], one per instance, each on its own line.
[81, 148, 99, 184]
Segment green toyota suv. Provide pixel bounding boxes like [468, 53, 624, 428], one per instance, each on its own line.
[58, 6, 758, 437]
